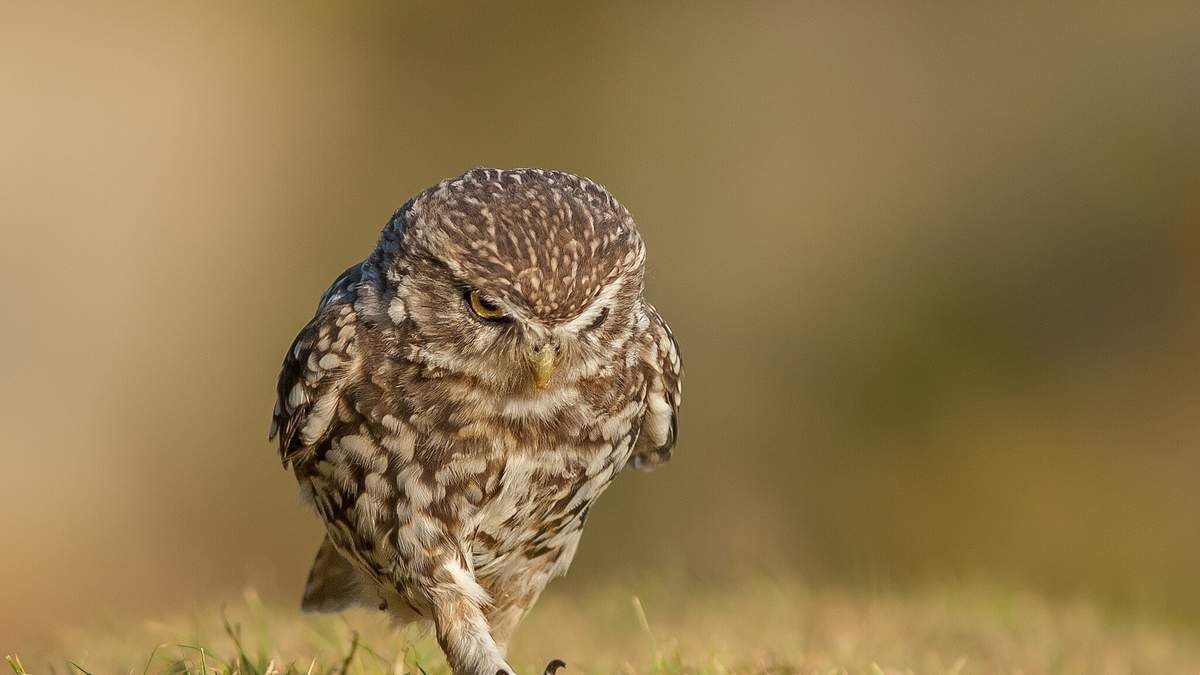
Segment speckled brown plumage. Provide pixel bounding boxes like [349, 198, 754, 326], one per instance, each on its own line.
[269, 169, 681, 675]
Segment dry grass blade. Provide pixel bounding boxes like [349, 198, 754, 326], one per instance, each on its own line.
[336, 631, 360, 675]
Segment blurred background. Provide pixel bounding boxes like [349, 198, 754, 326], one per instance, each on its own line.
[3, 1, 1199, 650]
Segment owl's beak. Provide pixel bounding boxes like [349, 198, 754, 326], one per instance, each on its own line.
[529, 344, 557, 390]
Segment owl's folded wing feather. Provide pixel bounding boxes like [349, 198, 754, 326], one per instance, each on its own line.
[629, 303, 682, 471]
[301, 535, 379, 613]
[270, 264, 364, 467]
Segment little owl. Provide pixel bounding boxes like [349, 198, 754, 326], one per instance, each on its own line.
[269, 168, 681, 675]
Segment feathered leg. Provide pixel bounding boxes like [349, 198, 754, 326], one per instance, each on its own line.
[425, 558, 514, 675]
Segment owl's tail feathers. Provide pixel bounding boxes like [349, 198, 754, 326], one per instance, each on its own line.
[301, 536, 379, 613]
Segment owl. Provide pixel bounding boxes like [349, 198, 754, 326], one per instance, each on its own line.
[269, 168, 681, 675]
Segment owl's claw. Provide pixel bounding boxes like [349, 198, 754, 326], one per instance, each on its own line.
[543, 659, 567, 675]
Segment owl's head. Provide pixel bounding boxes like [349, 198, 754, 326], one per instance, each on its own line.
[369, 168, 649, 396]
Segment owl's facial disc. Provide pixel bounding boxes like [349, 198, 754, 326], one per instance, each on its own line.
[441, 269, 632, 395]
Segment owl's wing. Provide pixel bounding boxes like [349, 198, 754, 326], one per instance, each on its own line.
[269, 264, 364, 466]
[301, 535, 379, 613]
[629, 303, 682, 471]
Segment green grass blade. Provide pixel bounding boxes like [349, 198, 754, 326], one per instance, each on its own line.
[5, 655, 28, 675]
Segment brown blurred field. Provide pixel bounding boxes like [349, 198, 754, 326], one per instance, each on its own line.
[2, 1, 1200, 666]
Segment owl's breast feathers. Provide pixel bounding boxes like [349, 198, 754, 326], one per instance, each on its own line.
[269, 265, 679, 611]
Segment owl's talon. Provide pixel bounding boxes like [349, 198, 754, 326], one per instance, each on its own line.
[543, 659, 567, 675]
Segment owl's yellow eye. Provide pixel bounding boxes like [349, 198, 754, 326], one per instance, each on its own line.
[467, 289, 507, 321]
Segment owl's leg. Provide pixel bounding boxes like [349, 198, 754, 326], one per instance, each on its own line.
[426, 560, 515, 675]
[489, 595, 566, 675]
[487, 603, 529, 655]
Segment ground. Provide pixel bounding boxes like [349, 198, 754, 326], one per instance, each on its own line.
[13, 579, 1200, 675]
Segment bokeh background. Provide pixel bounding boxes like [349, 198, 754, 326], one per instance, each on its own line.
[3, 1, 1199, 650]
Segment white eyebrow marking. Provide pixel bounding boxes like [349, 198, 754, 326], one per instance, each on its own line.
[557, 278, 624, 334]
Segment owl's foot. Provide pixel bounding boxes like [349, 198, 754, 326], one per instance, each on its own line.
[543, 659, 567, 675]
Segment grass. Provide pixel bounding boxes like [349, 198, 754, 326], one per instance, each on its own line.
[12, 579, 1200, 674]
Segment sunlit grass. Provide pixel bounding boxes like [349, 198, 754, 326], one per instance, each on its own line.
[13, 579, 1200, 674]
